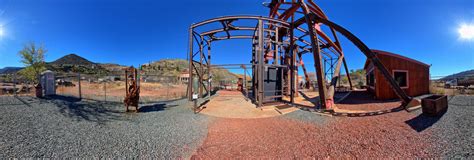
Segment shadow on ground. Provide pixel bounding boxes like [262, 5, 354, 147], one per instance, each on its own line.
[299, 91, 320, 106]
[138, 103, 178, 112]
[45, 95, 126, 123]
[337, 91, 399, 105]
[405, 110, 446, 132]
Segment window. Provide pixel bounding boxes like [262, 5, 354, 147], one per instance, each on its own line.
[367, 69, 375, 87]
[393, 70, 408, 88]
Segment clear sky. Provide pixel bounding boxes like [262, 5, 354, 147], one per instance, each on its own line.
[0, 0, 472, 77]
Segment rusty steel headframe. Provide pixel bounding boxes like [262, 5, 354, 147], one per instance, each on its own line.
[187, 0, 412, 109]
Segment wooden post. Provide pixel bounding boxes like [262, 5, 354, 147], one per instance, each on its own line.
[78, 73, 82, 99]
[104, 81, 107, 102]
[13, 73, 17, 96]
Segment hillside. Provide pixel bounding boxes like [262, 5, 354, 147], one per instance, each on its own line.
[141, 59, 188, 76]
[141, 59, 238, 81]
[440, 69, 474, 81]
[99, 63, 129, 75]
[0, 67, 24, 74]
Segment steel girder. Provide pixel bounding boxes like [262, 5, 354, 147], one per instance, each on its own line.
[187, 2, 412, 109]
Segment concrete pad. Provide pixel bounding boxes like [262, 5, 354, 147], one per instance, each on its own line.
[199, 91, 297, 119]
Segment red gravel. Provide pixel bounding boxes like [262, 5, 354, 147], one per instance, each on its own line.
[336, 90, 402, 111]
[191, 112, 442, 159]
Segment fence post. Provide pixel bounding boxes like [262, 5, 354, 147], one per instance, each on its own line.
[13, 73, 17, 96]
[78, 73, 82, 100]
[104, 81, 107, 102]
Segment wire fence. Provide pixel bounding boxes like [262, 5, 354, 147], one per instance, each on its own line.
[429, 75, 474, 96]
[1, 72, 473, 102]
[1, 72, 188, 103]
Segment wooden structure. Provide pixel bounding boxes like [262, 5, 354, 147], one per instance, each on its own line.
[421, 95, 448, 116]
[124, 67, 140, 112]
[364, 50, 430, 99]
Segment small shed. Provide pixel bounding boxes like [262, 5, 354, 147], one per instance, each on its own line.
[364, 50, 430, 99]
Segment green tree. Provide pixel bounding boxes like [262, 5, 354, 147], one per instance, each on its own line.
[18, 42, 47, 84]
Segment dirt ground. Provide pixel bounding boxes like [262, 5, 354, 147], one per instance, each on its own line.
[56, 81, 186, 101]
[191, 91, 450, 158]
[200, 90, 298, 118]
[192, 111, 439, 159]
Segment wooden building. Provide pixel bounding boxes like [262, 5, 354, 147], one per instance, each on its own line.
[364, 50, 430, 99]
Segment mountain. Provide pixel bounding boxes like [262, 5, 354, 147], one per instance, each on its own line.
[440, 69, 474, 81]
[47, 54, 108, 75]
[0, 67, 24, 74]
[50, 54, 96, 66]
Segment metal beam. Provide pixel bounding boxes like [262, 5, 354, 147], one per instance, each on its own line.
[301, 1, 328, 109]
[311, 13, 412, 104]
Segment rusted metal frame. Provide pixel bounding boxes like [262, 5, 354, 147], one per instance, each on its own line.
[289, 13, 296, 104]
[206, 40, 212, 97]
[269, 2, 281, 19]
[200, 27, 275, 36]
[278, 4, 300, 21]
[306, 1, 326, 18]
[252, 40, 257, 103]
[300, 1, 328, 109]
[210, 64, 252, 67]
[209, 35, 253, 41]
[220, 20, 233, 39]
[296, 48, 311, 89]
[293, 19, 343, 59]
[307, 0, 353, 89]
[198, 36, 204, 98]
[191, 16, 290, 29]
[188, 27, 194, 101]
[243, 66, 248, 99]
[191, 62, 209, 94]
[311, 14, 412, 104]
[191, 60, 207, 67]
[342, 59, 353, 88]
[327, 55, 344, 99]
[274, 26, 280, 64]
[294, 18, 342, 56]
[251, 23, 259, 103]
[298, 45, 333, 59]
[257, 19, 265, 107]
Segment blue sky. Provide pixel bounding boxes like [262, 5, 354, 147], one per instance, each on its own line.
[0, 0, 472, 77]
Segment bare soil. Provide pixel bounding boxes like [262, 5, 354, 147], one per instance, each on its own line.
[192, 111, 440, 159]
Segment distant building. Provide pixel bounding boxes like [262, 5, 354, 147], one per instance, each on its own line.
[178, 71, 190, 84]
[364, 50, 430, 99]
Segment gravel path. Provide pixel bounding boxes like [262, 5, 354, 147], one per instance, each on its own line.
[0, 96, 212, 158]
[408, 95, 473, 158]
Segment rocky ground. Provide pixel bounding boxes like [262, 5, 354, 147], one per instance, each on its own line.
[0, 96, 211, 158]
[0, 95, 472, 158]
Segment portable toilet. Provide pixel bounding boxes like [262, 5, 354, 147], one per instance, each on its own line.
[41, 70, 56, 96]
